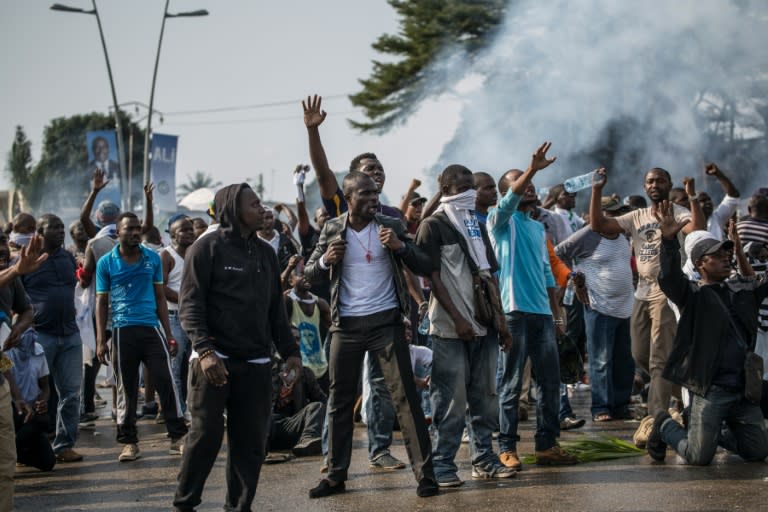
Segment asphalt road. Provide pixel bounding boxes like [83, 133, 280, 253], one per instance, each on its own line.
[13, 388, 768, 512]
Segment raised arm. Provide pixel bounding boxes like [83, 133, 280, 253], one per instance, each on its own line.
[142, 182, 155, 234]
[655, 200, 693, 307]
[705, 163, 740, 198]
[274, 203, 298, 231]
[302, 94, 339, 200]
[681, 177, 706, 233]
[399, 179, 422, 215]
[0, 235, 48, 288]
[589, 168, 625, 235]
[80, 168, 110, 238]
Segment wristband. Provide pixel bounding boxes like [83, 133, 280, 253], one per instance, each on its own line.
[198, 348, 215, 360]
[168, 339, 178, 346]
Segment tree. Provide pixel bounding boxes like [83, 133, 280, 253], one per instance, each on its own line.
[177, 171, 222, 197]
[31, 111, 146, 213]
[5, 126, 42, 213]
[349, 0, 506, 132]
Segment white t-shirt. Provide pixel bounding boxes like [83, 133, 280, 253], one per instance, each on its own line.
[707, 195, 740, 241]
[338, 223, 398, 317]
[554, 207, 585, 236]
[615, 204, 691, 301]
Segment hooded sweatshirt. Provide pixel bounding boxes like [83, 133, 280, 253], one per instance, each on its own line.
[179, 184, 298, 361]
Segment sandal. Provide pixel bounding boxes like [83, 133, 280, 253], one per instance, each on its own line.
[592, 413, 613, 422]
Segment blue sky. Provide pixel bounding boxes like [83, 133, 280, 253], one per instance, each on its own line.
[1, 1, 462, 205]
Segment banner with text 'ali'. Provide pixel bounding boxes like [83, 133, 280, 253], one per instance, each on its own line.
[149, 133, 178, 211]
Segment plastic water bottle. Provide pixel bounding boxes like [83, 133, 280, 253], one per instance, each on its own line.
[563, 281, 575, 306]
[563, 170, 604, 193]
[418, 315, 430, 335]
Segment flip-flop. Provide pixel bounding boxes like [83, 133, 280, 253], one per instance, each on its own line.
[592, 413, 613, 422]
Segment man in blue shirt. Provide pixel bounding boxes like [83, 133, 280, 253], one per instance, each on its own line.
[96, 212, 187, 462]
[488, 143, 578, 469]
[21, 214, 83, 463]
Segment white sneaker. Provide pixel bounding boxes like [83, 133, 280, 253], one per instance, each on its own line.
[118, 443, 140, 462]
[169, 437, 184, 456]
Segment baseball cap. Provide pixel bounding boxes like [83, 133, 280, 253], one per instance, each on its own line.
[408, 193, 427, 206]
[600, 196, 625, 212]
[690, 238, 734, 264]
[95, 201, 120, 226]
[166, 213, 188, 233]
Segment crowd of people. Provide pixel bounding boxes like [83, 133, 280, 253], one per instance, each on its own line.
[1, 93, 767, 511]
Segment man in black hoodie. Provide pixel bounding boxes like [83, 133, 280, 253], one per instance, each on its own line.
[173, 184, 302, 512]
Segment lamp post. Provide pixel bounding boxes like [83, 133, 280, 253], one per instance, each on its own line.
[142, 1, 208, 212]
[51, 1, 129, 209]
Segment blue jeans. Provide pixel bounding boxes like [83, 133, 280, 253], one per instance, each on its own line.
[169, 312, 191, 413]
[559, 384, 573, 421]
[498, 312, 560, 452]
[365, 355, 396, 460]
[584, 309, 634, 417]
[430, 335, 499, 477]
[661, 385, 768, 465]
[36, 331, 83, 453]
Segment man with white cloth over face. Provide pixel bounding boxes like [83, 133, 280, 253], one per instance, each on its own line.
[416, 164, 516, 488]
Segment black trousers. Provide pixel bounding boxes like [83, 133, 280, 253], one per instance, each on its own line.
[13, 407, 55, 472]
[327, 308, 434, 483]
[269, 402, 325, 450]
[174, 358, 272, 512]
[81, 356, 100, 414]
[112, 326, 187, 443]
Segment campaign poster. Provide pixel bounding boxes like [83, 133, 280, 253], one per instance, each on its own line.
[150, 133, 178, 212]
[85, 130, 121, 206]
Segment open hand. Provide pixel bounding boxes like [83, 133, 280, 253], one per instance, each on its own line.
[14, 234, 48, 276]
[92, 168, 110, 192]
[654, 200, 690, 240]
[302, 94, 327, 128]
[144, 182, 155, 202]
[529, 142, 557, 172]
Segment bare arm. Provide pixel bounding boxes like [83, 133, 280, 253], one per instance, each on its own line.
[421, 190, 443, 220]
[2, 307, 34, 352]
[95, 293, 109, 363]
[705, 163, 739, 198]
[588, 168, 625, 235]
[80, 168, 109, 238]
[303, 95, 339, 200]
[399, 179, 421, 215]
[142, 183, 155, 234]
[682, 177, 706, 233]
[80, 246, 96, 288]
[154, 283, 176, 357]
[161, 251, 178, 304]
[0, 235, 48, 289]
[275, 203, 298, 231]
[296, 197, 312, 237]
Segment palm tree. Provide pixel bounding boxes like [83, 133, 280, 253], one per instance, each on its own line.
[177, 170, 222, 197]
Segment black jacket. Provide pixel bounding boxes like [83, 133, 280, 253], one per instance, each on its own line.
[179, 184, 299, 361]
[304, 213, 430, 325]
[658, 238, 768, 396]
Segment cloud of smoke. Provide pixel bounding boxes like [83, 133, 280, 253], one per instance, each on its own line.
[428, 0, 768, 203]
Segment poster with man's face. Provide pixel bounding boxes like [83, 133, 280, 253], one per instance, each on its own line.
[85, 130, 121, 206]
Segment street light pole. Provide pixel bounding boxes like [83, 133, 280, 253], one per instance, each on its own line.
[51, 1, 129, 209]
[142, 2, 208, 212]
